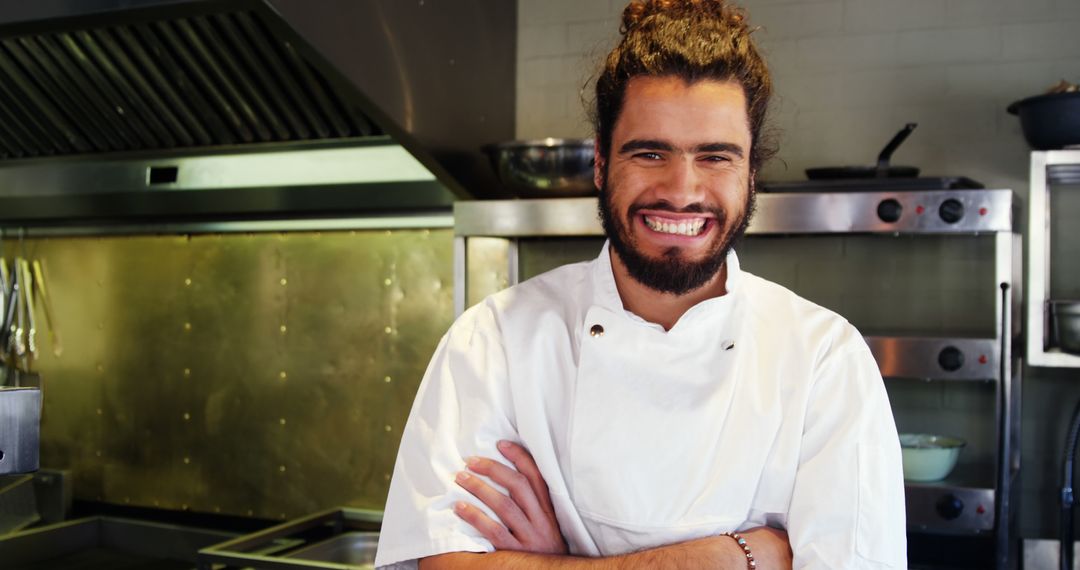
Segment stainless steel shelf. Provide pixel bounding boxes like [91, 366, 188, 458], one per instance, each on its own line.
[1026, 150, 1080, 368]
[454, 189, 1015, 237]
[867, 336, 1000, 382]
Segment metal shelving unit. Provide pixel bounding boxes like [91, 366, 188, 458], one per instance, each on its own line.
[1026, 150, 1080, 368]
[454, 188, 1022, 568]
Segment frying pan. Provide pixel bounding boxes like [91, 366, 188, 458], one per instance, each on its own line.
[806, 123, 919, 180]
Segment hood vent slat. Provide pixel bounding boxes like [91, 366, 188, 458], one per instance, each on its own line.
[0, 8, 381, 160]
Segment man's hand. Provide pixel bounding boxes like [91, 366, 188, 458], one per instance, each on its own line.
[453, 440, 568, 555]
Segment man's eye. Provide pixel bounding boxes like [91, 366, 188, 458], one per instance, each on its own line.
[635, 152, 663, 160]
[702, 155, 731, 163]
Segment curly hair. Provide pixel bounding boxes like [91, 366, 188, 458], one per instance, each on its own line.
[594, 0, 775, 173]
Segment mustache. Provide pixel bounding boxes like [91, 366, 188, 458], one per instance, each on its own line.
[628, 200, 724, 217]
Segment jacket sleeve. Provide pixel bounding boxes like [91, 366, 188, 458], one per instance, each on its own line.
[374, 304, 515, 569]
[786, 334, 907, 569]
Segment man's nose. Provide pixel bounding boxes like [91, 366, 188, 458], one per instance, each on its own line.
[659, 157, 705, 207]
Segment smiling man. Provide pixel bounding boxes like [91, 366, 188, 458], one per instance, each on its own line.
[374, 1, 906, 569]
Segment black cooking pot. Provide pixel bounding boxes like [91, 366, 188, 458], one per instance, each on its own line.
[806, 123, 919, 180]
[1007, 91, 1080, 150]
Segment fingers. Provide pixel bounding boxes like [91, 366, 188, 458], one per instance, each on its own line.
[461, 456, 546, 528]
[496, 440, 557, 518]
[452, 500, 521, 550]
[455, 468, 531, 535]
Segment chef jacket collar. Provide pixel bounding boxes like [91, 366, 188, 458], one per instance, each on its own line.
[592, 241, 742, 333]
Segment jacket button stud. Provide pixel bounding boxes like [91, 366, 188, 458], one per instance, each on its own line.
[589, 324, 604, 337]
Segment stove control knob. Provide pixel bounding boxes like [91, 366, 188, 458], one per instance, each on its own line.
[938, 346, 965, 372]
[939, 199, 964, 224]
[877, 199, 903, 223]
[936, 494, 964, 520]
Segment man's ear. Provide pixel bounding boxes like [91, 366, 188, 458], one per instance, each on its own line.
[593, 139, 604, 192]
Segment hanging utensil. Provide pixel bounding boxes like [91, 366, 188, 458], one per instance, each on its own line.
[32, 260, 61, 358]
[19, 259, 36, 362]
[805, 123, 920, 180]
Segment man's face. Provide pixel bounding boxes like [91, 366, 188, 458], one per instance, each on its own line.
[595, 76, 755, 295]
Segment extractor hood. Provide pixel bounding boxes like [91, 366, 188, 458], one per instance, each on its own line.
[0, 0, 516, 223]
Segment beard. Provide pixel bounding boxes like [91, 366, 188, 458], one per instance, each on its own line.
[597, 176, 755, 296]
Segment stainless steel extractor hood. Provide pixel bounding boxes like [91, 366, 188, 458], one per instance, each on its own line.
[0, 0, 516, 223]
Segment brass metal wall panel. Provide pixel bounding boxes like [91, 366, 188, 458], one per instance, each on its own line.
[0, 229, 453, 519]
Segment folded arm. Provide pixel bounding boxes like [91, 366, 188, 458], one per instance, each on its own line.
[419, 441, 790, 570]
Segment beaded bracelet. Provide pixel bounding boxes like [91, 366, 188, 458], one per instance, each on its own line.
[721, 531, 757, 569]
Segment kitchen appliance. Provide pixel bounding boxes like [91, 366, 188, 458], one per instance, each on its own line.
[0, 0, 517, 222]
[0, 386, 40, 475]
[1026, 150, 1080, 367]
[483, 138, 596, 198]
[805, 123, 920, 180]
[1008, 91, 1080, 150]
[198, 508, 381, 569]
[453, 182, 1021, 569]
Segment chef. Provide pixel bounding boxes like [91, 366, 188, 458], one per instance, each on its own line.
[375, 0, 906, 568]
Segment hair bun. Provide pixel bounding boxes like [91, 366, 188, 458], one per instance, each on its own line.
[620, 0, 745, 34]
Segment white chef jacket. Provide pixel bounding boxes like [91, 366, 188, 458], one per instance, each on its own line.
[375, 244, 906, 569]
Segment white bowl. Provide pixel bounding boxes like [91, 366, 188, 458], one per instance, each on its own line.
[899, 433, 965, 482]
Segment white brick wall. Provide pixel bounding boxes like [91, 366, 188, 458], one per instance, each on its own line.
[516, 0, 1080, 193]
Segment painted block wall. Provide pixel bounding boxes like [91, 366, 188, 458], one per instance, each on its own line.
[517, 0, 1080, 538]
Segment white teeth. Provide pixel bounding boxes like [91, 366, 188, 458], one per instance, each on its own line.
[644, 216, 706, 236]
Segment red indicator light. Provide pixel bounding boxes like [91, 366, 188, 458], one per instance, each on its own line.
[916, 205, 925, 215]
[979, 207, 988, 216]
[979, 354, 988, 364]
[976, 505, 986, 515]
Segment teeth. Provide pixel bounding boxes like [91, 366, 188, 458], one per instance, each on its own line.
[644, 216, 706, 236]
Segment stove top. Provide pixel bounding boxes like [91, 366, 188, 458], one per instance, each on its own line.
[759, 176, 984, 193]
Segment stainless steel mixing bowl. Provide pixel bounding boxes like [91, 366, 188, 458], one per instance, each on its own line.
[484, 138, 597, 198]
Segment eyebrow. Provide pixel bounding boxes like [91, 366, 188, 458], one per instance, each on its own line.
[618, 139, 745, 158]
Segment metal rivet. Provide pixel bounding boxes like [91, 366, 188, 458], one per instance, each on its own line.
[183, 456, 190, 464]
[279, 325, 287, 334]
[184, 278, 192, 286]
[384, 424, 392, 432]
[183, 368, 191, 377]
[183, 322, 192, 332]
[279, 465, 286, 472]
[280, 278, 287, 286]
[279, 371, 287, 380]
[384, 326, 393, 334]
[590, 324, 604, 337]
[279, 418, 286, 426]
[384, 278, 392, 286]
[183, 412, 190, 421]
[384, 376, 392, 383]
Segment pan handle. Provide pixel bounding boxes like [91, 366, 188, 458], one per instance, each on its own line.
[876, 123, 918, 175]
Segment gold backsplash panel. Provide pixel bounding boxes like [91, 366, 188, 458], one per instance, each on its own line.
[0, 229, 454, 520]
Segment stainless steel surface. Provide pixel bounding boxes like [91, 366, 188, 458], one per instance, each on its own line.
[198, 508, 380, 570]
[2, 228, 453, 518]
[0, 474, 39, 534]
[0, 515, 237, 567]
[1024, 539, 1080, 570]
[284, 531, 378, 565]
[0, 386, 40, 475]
[1027, 149, 1080, 367]
[485, 138, 596, 198]
[0, 142, 457, 221]
[454, 190, 1014, 237]
[0, 0, 516, 215]
[866, 336, 1000, 381]
[1051, 300, 1080, 354]
[13, 213, 453, 238]
[906, 469, 996, 533]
